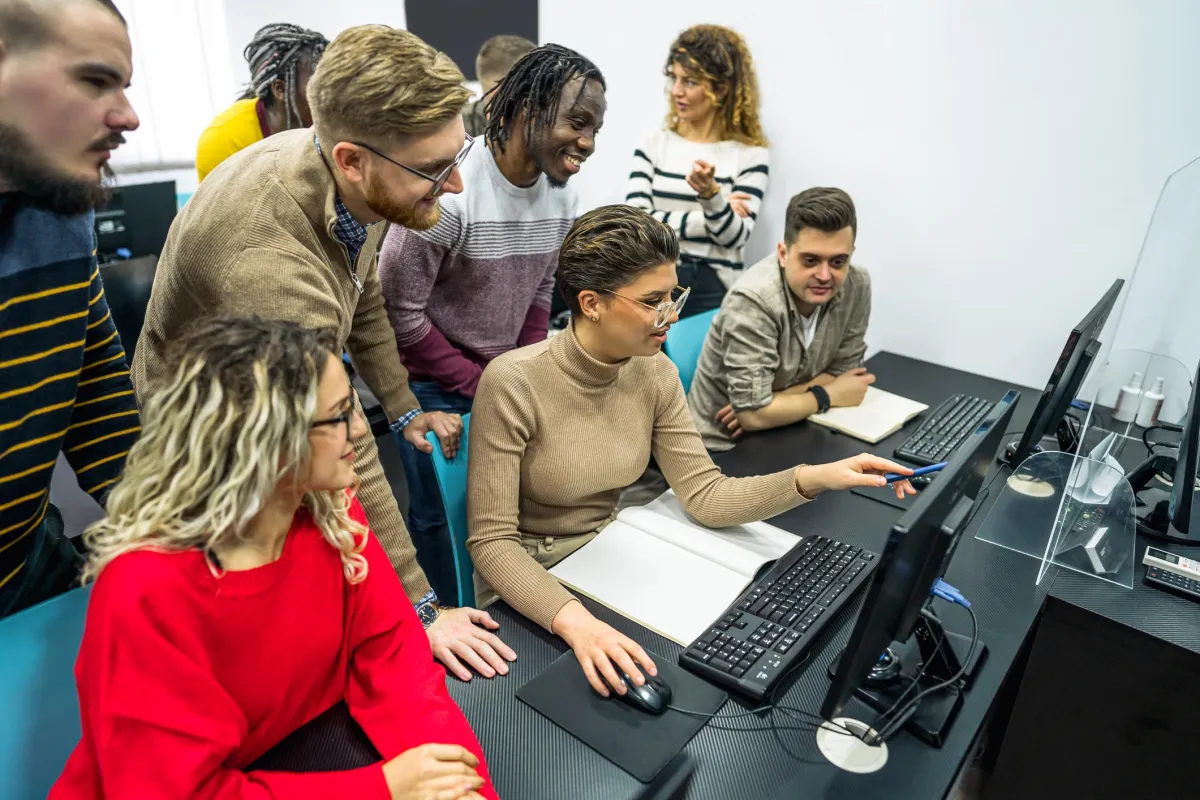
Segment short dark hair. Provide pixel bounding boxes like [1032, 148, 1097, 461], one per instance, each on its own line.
[485, 44, 605, 154]
[783, 187, 857, 244]
[475, 34, 535, 83]
[558, 206, 679, 315]
[0, 0, 124, 51]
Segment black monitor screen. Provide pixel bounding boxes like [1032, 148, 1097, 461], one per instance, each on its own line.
[821, 390, 1018, 722]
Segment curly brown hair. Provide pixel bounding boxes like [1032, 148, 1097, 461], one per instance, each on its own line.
[664, 24, 766, 148]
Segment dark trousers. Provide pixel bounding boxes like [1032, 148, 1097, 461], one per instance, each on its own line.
[0, 505, 84, 620]
[676, 257, 728, 318]
[393, 381, 474, 603]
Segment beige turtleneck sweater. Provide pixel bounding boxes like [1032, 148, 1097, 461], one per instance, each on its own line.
[466, 324, 811, 631]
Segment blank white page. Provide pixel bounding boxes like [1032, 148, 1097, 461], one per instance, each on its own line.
[548, 520, 749, 645]
[621, 491, 797, 579]
[808, 386, 929, 443]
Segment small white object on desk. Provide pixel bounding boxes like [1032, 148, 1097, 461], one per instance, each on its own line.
[1135, 376, 1166, 427]
[808, 386, 929, 444]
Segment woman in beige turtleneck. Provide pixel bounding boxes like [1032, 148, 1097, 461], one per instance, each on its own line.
[466, 205, 914, 698]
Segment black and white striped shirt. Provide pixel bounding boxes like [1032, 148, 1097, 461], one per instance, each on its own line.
[625, 129, 769, 284]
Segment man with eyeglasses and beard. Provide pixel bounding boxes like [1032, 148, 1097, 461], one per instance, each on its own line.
[131, 24, 519, 682]
[378, 44, 606, 605]
[0, 0, 142, 618]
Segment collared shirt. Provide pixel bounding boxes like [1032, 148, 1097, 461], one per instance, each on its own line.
[313, 134, 373, 268]
[313, 135, 421, 432]
[687, 254, 873, 451]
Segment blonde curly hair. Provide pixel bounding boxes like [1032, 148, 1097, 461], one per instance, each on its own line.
[664, 24, 767, 148]
[81, 316, 369, 585]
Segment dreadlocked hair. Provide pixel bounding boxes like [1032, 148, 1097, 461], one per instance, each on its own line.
[485, 43, 605, 154]
[241, 23, 329, 131]
[664, 24, 767, 148]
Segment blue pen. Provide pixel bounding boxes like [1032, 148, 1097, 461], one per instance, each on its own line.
[885, 462, 947, 483]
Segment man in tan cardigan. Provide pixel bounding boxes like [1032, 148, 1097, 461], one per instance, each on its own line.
[131, 25, 516, 681]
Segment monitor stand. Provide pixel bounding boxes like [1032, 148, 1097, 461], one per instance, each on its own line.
[827, 606, 988, 747]
[1126, 453, 1200, 545]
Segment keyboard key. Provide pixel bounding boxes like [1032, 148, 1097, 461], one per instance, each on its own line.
[732, 667, 746, 678]
[784, 612, 801, 626]
[710, 657, 734, 672]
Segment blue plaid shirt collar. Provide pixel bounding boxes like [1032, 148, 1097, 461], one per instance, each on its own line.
[314, 134, 374, 273]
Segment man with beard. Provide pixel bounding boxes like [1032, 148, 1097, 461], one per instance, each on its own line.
[0, 0, 141, 617]
[131, 25, 518, 682]
[378, 44, 605, 602]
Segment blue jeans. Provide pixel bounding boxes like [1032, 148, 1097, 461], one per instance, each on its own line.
[394, 382, 473, 603]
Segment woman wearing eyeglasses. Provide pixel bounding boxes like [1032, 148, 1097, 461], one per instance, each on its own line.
[52, 317, 497, 800]
[466, 207, 914, 698]
[625, 24, 770, 316]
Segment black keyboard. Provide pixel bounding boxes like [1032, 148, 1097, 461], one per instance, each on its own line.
[678, 535, 877, 701]
[894, 393, 995, 466]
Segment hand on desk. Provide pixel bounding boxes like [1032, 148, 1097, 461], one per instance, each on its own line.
[383, 743, 486, 800]
[427, 607, 517, 681]
[553, 599, 658, 697]
[827, 368, 876, 407]
[405, 411, 463, 458]
[797, 454, 916, 501]
[714, 403, 745, 441]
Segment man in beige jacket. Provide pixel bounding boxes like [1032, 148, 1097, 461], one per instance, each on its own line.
[132, 25, 515, 681]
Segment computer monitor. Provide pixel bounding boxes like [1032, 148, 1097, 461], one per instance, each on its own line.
[1005, 278, 1124, 466]
[821, 390, 1020, 747]
[94, 181, 176, 263]
[1127, 357, 1200, 544]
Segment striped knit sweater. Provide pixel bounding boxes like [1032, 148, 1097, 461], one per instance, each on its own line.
[466, 323, 808, 631]
[379, 143, 574, 398]
[0, 197, 140, 596]
[625, 129, 769, 283]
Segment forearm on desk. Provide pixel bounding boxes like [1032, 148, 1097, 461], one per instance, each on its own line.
[734, 373, 835, 431]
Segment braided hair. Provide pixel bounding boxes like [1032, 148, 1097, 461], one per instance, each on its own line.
[484, 44, 605, 154]
[665, 25, 767, 148]
[242, 23, 328, 131]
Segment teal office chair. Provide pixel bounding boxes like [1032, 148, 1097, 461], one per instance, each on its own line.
[0, 586, 90, 799]
[425, 413, 475, 608]
[662, 308, 719, 394]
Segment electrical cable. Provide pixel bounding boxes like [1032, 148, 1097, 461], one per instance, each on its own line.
[863, 612, 947, 741]
[1143, 422, 1182, 456]
[870, 604, 979, 744]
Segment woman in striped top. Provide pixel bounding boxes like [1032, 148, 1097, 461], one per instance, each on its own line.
[625, 24, 769, 315]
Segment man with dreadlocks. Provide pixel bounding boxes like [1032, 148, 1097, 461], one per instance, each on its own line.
[379, 44, 605, 601]
[195, 23, 328, 182]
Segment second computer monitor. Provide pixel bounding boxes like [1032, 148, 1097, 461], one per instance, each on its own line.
[1007, 278, 1124, 466]
[820, 390, 1019, 725]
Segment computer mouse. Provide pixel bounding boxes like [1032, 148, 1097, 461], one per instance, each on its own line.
[615, 672, 672, 715]
[911, 475, 934, 490]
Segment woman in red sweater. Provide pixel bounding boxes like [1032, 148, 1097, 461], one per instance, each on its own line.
[51, 317, 497, 800]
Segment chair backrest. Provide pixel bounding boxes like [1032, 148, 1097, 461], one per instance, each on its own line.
[662, 308, 719, 394]
[100, 254, 157, 364]
[425, 414, 474, 607]
[0, 587, 90, 799]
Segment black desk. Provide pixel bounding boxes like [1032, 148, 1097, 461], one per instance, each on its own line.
[270, 352, 1048, 799]
[266, 351, 1198, 798]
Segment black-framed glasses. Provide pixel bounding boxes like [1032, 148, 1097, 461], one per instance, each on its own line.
[607, 285, 691, 328]
[348, 134, 474, 197]
[310, 409, 355, 440]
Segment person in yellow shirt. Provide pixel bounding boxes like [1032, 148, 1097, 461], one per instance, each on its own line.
[196, 23, 328, 181]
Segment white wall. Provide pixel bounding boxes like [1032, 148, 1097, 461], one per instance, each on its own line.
[542, 0, 1200, 389]
[221, 1, 407, 89]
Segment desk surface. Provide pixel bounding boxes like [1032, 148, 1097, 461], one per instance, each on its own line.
[445, 352, 1054, 800]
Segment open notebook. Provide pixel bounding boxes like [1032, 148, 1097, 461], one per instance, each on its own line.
[808, 386, 928, 444]
[548, 490, 798, 645]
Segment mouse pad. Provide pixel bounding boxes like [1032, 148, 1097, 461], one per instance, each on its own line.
[516, 650, 727, 782]
[852, 484, 912, 511]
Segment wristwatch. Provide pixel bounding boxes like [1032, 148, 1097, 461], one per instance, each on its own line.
[808, 384, 832, 414]
[414, 591, 440, 628]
